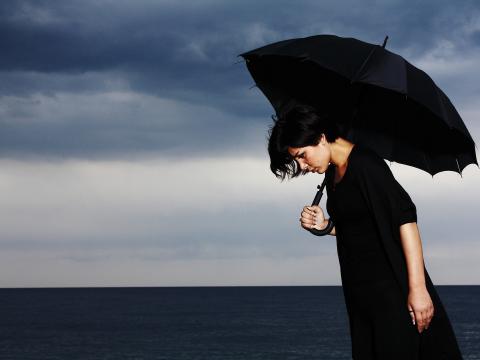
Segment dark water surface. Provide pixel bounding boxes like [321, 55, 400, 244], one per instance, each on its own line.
[0, 286, 478, 359]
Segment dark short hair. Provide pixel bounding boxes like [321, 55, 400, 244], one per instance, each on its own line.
[267, 104, 342, 181]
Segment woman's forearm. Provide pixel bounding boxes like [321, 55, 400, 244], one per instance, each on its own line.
[399, 222, 426, 290]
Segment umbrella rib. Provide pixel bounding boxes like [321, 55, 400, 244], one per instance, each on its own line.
[351, 45, 379, 84]
[455, 156, 462, 178]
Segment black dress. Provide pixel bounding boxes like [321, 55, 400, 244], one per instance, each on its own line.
[325, 144, 463, 359]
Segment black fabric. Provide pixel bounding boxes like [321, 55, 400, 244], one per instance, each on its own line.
[326, 163, 396, 285]
[325, 144, 463, 359]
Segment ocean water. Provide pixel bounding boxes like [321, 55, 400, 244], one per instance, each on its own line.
[0, 286, 478, 360]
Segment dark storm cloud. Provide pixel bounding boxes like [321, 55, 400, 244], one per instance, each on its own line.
[0, 0, 479, 159]
[1, 0, 477, 74]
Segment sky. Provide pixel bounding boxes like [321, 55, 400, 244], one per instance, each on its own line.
[0, 0, 479, 287]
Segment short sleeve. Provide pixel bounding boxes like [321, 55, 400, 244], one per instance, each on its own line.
[398, 191, 417, 225]
[360, 150, 417, 227]
[397, 197, 417, 226]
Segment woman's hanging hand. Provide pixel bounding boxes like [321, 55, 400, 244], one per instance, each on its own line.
[407, 287, 435, 333]
[300, 205, 326, 231]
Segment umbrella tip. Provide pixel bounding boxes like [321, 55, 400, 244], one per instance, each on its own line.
[382, 35, 389, 49]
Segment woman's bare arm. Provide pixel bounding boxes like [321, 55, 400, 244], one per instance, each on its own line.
[399, 221, 435, 333]
[399, 222, 426, 289]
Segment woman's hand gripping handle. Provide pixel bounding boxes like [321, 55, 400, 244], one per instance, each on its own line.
[301, 180, 334, 236]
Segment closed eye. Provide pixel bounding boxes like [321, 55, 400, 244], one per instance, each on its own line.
[293, 151, 305, 160]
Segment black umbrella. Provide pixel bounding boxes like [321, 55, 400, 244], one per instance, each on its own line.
[238, 34, 478, 236]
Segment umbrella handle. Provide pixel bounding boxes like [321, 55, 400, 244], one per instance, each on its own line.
[308, 177, 335, 236]
[309, 218, 334, 236]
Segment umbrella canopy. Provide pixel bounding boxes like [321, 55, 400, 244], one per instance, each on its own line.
[238, 34, 478, 176]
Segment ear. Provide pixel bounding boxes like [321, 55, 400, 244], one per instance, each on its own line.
[319, 133, 326, 144]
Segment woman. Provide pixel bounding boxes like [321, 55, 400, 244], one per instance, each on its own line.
[267, 104, 463, 359]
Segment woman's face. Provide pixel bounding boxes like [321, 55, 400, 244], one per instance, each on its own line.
[287, 134, 331, 174]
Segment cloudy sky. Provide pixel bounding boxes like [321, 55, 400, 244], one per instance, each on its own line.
[1, 0, 479, 287]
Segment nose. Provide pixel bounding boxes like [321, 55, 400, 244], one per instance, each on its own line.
[298, 160, 309, 171]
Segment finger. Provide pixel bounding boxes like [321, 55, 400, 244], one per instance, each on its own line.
[424, 310, 430, 327]
[305, 206, 315, 212]
[308, 213, 317, 222]
[307, 206, 319, 214]
[302, 209, 315, 218]
[417, 311, 427, 333]
[301, 220, 315, 229]
[300, 214, 311, 223]
[300, 221, 312, 228]
[408, 307, 415, 325]
[301, 214, 315, 222]
[420, 310, 427, 327]
[423, 308, 431, 325]
[417, 322, 423, 333]
[414, 310, 423, 332]
[301, 222, 310, 230]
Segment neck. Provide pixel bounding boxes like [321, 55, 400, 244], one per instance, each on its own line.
[329, 138, 355, 168]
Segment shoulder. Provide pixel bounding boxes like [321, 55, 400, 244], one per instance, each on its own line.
[350, 146, 416, 209]
[351, 145, 390, 173]
[349, 145, 402, 188]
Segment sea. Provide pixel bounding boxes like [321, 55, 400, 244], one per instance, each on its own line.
[0, 286, 478, 360]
